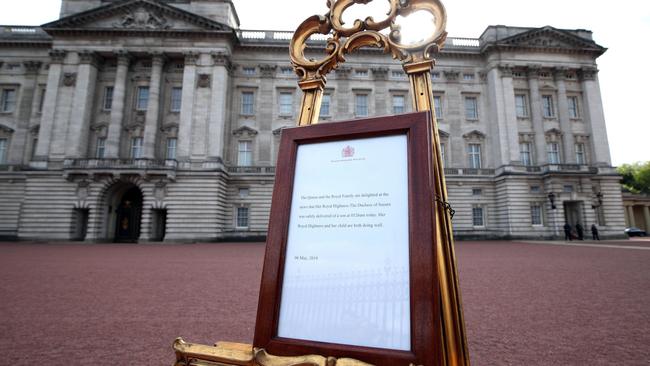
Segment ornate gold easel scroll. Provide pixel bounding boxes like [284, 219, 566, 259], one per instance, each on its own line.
[174, 1, 469, 365]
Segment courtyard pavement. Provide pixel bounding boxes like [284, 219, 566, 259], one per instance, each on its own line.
[0, 239, 648, 365]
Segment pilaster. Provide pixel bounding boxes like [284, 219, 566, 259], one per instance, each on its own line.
[105, 51, 131, 158]
[66, 51, 99, 158]
[554, 68, 574, 164]
[486, 65, 519, 166]
[143, 53, 166, 159]
[527, 65, 547, 165]
[643, 206, 650, 232]
[207, 52, 231, 162]
[627, 206, 636, 227]
[34, 50, 66, 163]
[580, 67, 611, 166]
[177, 52, 198, 161]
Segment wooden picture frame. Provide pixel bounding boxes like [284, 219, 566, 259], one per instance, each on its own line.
[254, 112, 441, 366]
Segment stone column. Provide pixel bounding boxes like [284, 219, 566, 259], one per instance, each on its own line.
[177, 52, 198, 161]
[207, 52, 231, 162]
[65, 51, 99, 158]
[627, 206, 636, 227]
[580, 67, 611, 166]
[554, 68, 574, 164]
[143, 53, 165, 159]
[34, 50, 66, 162]
[527, 66, 547, 165]
[105, 51, 131, 158]
[643, 206, 650, 232]
[486, 65, 519, 166]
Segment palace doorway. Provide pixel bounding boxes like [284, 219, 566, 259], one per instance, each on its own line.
[103, 183, 143, 243]
[563, 201, 584, 226]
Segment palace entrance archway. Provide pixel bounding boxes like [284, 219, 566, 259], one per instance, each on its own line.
[103, 183, 143, 242]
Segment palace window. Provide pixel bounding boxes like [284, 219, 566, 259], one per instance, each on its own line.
[568, 96, 580, 118]
[0, 138, 7, 163]
[170, 87, 182, 112]
[431, 72, 440, 80]
[279, 92, 293, 116]
[236, 206, 249, 228]
[472, 188, 483, 196]
[515, 94, 528, 118]
[130, 137, 143, 159]
[355, 94, 368, 117]
[238, 140, 252, 166]
[136, 86, 149, 111]
[30, 137, 38, 160]
[166, 138, 177, 160]
[242, 67, 256, 75]
[103, 86, 114, 111]
[464, 96, 478, 120]
[530, 186, 541, 193]
[1, 88, 17, 113]
[392, 95, 405, 114]
[355, 69, 368, 77]
[463, 73, 475, 80]
[391, 70, 405, 78]
[433, 95, 443, 119]
[440, 142, 446, 165]
[575, 143, 586, 165]
[472, 205, 485, 227]
[468, 143, 481, 169]
[531, 203, 543, 226]
[547, 142, 560, 164]
[241, 91, 254, 115]
[238, 188, 250, 198]
[320, 94, 331, 117]
[520, 142, 533, 166]
[38, 87, 46, 112]
[542, 95, 554, 118]
[96, 138, 106, 159]
[280, 67, 293, 75]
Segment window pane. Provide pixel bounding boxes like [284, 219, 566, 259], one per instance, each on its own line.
[547, 142, 560, 164]
[241, 92, 254, 115]
[39, 88, 46, 112]
[136, 87, 149, 110]
[96, 138, 106, 159]
[238, 141, 252, 166]
[237, 207, 249, 227]
[468, 144, 481, 169]
[575, 143, 585, 165]
[279, 93, 293, 115]
[171, 87, 182, 112]
[520, 142, 532, 166]
[2, 89, 17, 112]
[515, 94, 528, 117]
[472, 206, 484, 226]
[103, 86, 114, 110]
[131, 137, 143, 159]
[166, 138, 177, 160]
[355, 94, 368, 116]
[542, 95, 554, 117]
[440, 142, 446, 165]
[433, 96, 443, 119]
[568, 96, 579, 118]
[0, 138, 7, 163]
[392, 95, 404, 114]
[320, 94, 331, 117]
[531, 204, 542, 225]
[464, 96, 478, 119]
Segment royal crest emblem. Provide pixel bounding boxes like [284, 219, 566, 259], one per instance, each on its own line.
[341, 145, 355, 158]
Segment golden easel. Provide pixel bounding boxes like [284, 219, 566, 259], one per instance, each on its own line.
[174, 1, 469, 365]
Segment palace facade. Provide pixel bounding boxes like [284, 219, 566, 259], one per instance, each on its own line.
[0, 0, 626, 241]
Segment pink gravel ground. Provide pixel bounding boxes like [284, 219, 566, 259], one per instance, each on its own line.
[0, 239, 648, 365]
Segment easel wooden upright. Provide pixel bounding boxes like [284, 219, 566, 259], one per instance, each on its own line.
[173, 1, 470, 365]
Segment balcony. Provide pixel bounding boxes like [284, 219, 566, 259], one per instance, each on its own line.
[63, 159, 177, 180]
[227, 166, 276, 175]
[541, 164, 598, 174]
[444, 168, 495, 176]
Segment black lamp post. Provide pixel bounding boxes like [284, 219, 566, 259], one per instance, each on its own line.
[548, 192, 556, 210]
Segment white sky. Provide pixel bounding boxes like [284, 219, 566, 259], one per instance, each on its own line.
[1, 0, 648, 166]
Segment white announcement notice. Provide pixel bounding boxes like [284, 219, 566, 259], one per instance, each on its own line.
[277, 134, 411, 351]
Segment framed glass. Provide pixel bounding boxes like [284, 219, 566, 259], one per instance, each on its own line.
[254, 112, 441, 366]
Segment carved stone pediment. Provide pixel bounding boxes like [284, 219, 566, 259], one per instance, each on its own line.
[232, 126, 258, 137]
[0, 124, 15, 134]
[462, 130, 486, 140]
[499, 26, 605, 54]
[438, 129, 450, 139]
[42, 0, 233, 34]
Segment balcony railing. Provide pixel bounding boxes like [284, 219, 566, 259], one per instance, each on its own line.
[63, 159, 178, 170]
[238, 29, 480, 49]
[541, 164, 598, 174]
[444, 168, 495, 176]
[227, 166, 276, 174]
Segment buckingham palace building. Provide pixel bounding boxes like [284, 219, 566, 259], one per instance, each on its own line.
[0, 0, 626, 242]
